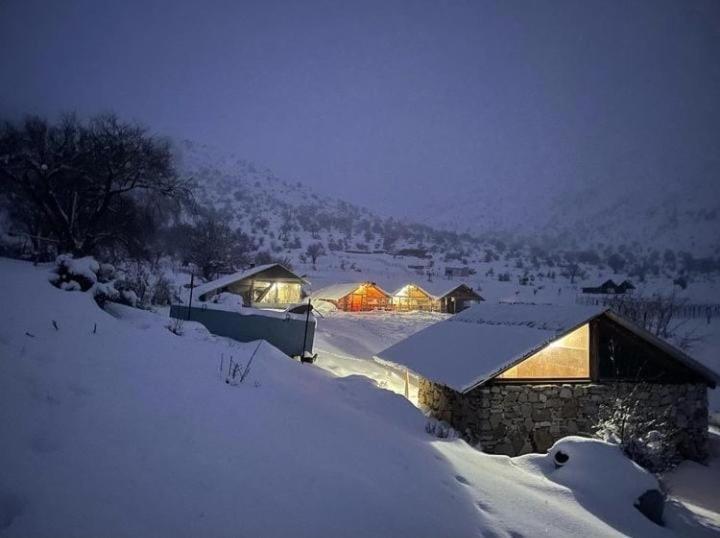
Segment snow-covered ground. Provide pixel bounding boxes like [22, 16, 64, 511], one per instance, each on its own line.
[1, 257, 719, 537]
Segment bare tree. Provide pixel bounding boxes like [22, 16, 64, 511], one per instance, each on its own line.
[606, 293, 687, 340]
[185, 213, 254, 281]
[306, 242, 325, 266]
[0, 114, 190, 256]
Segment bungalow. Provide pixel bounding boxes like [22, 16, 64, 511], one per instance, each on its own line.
[582, 279, 626, 295]
[376, 302, 716, 460]
[618, 280, 636, 293]
[311, 282, 391, 312]
[193, 264, 307, 309]
[391, 283, 483, 313]
[445, 266, 472, 278]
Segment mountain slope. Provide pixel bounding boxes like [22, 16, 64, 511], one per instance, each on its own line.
[415, 178, 720, 255]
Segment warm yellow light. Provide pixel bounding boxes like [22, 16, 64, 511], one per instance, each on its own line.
[498, 324, 590, 379]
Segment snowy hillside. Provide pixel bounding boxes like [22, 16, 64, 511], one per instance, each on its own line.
[415, 179, 720, 256]
[2, 257, 718, 537]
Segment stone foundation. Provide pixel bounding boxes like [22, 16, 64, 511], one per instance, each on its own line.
[419, 379, 708, 460]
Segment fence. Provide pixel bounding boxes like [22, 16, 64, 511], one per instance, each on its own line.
[575, 295, 720, 320]
[169, 304, 315, 357]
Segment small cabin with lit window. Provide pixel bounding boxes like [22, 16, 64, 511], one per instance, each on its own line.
[391, 283, 483, 313]
[311, 282, 391, 312]
[376, 302, 717, 461]
[193, 264, 307, 309]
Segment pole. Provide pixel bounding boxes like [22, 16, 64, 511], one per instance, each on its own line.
[187, 271, 195, 321]
[302, 297, 312, 357]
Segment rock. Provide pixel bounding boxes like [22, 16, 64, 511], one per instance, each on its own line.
[635, 489, 664, 526]
[559, 387, 572, 399]
[532, 408, 550, 421]
[532, 429, 554, 452]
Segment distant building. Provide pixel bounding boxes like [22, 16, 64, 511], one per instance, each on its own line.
[445, 266, 471, 278]
[581, 279, 626, 295]
[193, 264, 307, 309]
[391, 283, 483, 314]
[617, 280, 635, 293]
[311, 282, 391, 312]
[376, 302, 716, 460]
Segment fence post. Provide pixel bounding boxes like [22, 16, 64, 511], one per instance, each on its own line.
[187, 271, 195, 321]
[302, 297, 312, 357]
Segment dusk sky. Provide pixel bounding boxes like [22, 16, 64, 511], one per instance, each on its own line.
[2, 0, 719, 215]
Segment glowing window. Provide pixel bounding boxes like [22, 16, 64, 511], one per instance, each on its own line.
[498, 324, 590, 379]
[254, 281, 302, 304]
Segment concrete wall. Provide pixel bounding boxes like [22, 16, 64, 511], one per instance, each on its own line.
[419, 379, 708, 461]
[169, 305, 315, 357]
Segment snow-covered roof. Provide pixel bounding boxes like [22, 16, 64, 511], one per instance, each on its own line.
[376, 302, 719, 392]
[311, 282, 389, 302]
[391, 281, 480, 300]
[194, 264, 305, 300]
[376, 302, 604, 393]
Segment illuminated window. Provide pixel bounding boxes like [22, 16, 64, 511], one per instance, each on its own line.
[498, 324, 590, 379]
[253, 281, 302, 304]
[393, 285, 434, 311]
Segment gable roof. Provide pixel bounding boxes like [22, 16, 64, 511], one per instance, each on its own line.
[194, 264, 306, 300]
[375, 302, 718, 393]
[311, 282, 391, 302]
[390, 282, 482, 301]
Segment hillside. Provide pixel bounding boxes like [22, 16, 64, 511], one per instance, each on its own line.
[173, 141, 719, 292]
[414, 179, 720, 256]
[1, 257, 718, 537]
[175, 140, 490, 266]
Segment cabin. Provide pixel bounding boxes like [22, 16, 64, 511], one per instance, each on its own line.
[445, 266, 472, 278]
[391, 284, 437, 312]
[617, 280, 635, 293]
[193, 264, 307, 309]
[311, 282, 391, 312]
[391, 283, 483, 313]
[581, 279, 628, 295]
[376, 302, 716, 461]
[431, 283, 484, 314]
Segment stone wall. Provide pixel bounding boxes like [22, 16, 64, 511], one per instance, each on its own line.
[418, 379, 708, 460]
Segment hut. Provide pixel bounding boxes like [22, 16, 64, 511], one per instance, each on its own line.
[376, 302, 717, 460]
[445, 266, 472, 278]
[391, 284, 436, 312]
[430, 283, 483, 314]
[582, 279, 621, 294]
[617, 280, 636, 293]
[390, 283, 483, 313]
[311, 282, 391, 312]
[193, 264, 307, 309]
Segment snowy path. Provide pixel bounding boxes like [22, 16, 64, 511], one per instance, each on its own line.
[312, 310, 446, 400]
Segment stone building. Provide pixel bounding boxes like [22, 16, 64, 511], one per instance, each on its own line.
[376, 302, 717, 460]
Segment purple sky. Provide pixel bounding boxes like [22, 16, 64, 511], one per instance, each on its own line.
[1, 0, 719, 215]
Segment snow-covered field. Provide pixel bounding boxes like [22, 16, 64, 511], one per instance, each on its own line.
[1, 257, 719, 537]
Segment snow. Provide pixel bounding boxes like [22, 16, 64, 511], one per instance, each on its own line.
[664, 429, 720, 531]
[52, 254, 100, 284]
[314, 310, 447, 400]
[0, 257, 718, 537]
[376, 302, 606, 393]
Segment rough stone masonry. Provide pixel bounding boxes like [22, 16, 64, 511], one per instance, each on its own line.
[419, 379, 708, 460]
